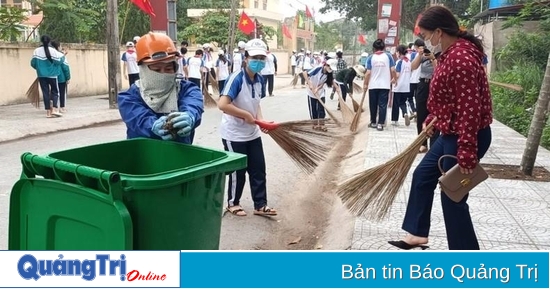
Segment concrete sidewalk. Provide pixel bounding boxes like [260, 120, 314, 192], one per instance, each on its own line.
[0, 74, 295, 143]
[351, 116, 550, 250]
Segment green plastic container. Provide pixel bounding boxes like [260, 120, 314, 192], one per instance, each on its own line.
[11, 138, 247, 250]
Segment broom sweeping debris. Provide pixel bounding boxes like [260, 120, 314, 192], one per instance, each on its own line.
[26, 78, 40, 108]
[352, 82, 363, 94]
[335, 86, 355, 124]
[256, 119, 339, 174]
[489, 80, 523, 92]
[201, 82, 218, 108]
[336, 117, 438, 220]
[350, 89, 367, 132]
[209, 72, 220, 95]
[348, 93, 360, 112]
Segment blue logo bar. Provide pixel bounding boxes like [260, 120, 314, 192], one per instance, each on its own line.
[180, 251, 549, 288]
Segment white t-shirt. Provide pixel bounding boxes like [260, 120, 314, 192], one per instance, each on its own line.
[121, 50, 139, 74]
[303, 56, 313, 70]
[290, 54, 297, 66]
[216, 59, 230, 81]
[187, 56, 204, 79]
[365, 51, 395, 90]
[232, 52, 244, 73]
[219, 71, 266, 142]
[409, 51, 421, 84]
[177, 57, 187, 77]
[393, 57, 411, 93]
[260, 53, 277, 75]
[306, 66, 329, 98]
[202, 52, 214, 69]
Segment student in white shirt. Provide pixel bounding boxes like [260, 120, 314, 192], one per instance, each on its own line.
[408, 44, 420, 119]
[217, 38, 277, 217]
[260, 46, 277, 97]
[363, 39, 396, 131]
[186, 49, 205, 88]
[215, 50, 231, 93]
[121, 42, 140, 86]
[290, 50, 297, 76]
[391, 45, 412, 126]
[232, 41, 246, 73]
[303, 59, 337, 131]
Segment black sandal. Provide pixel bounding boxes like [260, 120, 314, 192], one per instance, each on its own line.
[388, 240, 429, 250]
[254, 206, 277, 216]
[226, 206, 247, 216]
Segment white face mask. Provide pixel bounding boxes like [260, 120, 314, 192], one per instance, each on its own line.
[425, 32, 442, 55]
[136, 64, 179, 113]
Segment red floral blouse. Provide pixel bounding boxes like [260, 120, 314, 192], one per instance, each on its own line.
[424, 38, 493, 169]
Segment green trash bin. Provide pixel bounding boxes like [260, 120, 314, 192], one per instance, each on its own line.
[10, 138, 247, 250]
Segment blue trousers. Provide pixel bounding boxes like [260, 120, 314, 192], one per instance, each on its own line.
[402, 126, 492, 250]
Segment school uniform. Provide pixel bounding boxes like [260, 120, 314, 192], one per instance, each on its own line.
[260, 53, 277, 96]
[391, 56, 412, 122]
[187, 55, 204, 88]
[365, 51, 395, 126]
[121, 50, 140, 86]
[219, 70, 268, 210]
[408, 51, 420, 113]
[306, 66, 331, 120]
[216, 58, 231, 93]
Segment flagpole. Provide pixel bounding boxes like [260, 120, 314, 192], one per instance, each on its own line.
[254, 18, 257, 39]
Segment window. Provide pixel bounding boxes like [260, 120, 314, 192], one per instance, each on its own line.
[13, 0, 22, 3]
[0, 0, 7, 5]
[254, 0, 258, 8]
[262, 0, 267, 10]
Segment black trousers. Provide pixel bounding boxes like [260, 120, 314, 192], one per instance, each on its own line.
[291, 66, 296, 76]
[58, 82, 67, 108]
[408, 83, 417, 112]
[218, 80, 226, 95]
[128, 73, 140, 87]
[263, 74, 274, 96]
[368, 89, 389, 125]
[38, 77, 59, 110]
[222, 137, 267, 210]
[308, 96, 326, 120]
[391, 92, 408, 121]
[188, 77, 201, 88]
[415, 81, 440, 147]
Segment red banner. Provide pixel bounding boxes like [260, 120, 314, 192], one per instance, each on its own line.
[376, 0, 402, 53]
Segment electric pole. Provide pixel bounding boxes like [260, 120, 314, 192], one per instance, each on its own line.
[227, 0, 238, 57]
[107, 0, 121, 109]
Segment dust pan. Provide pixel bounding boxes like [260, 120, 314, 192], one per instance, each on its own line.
[335, 117, 438, 220]
[26, 78, 40, 109]
[350, 90, 367, 132]
[256, 119, 339, 174]
[335, 87, 354, 124]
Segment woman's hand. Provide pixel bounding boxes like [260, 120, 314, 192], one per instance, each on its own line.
[460, 167, 474, 174]
[422, 122, 435, 138]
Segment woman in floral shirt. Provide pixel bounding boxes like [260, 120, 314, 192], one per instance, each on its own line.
[389, 5, 493, 250]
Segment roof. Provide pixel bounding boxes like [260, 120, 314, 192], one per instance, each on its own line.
[22, 12, 43, 27]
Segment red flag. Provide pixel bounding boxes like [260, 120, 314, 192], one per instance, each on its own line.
[238, 11, 256, 35]
[358, 34, 367, 45]
[282, 24, 292, 39]
[129, 0, 155, 17]
[305, 6, 313, 18]
[414, 14, 422, 36]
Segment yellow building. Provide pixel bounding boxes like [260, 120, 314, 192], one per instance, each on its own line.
[281, 15, 315, 53]
[187, 0, 283, 49]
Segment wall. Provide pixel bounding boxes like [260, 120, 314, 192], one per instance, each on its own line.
[0, 42, 135, 106]
[0, 42, 290, 106]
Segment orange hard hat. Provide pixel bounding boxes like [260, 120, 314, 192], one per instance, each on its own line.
[136, 32, 179, 64]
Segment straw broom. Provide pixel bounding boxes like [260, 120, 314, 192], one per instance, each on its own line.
[256, 119, 339, 174]
[26, 78, 40, 108]
[352, 82, 363, 94]
[309, 84, 341, 125]
[201, 80, 218, 108]
[335, 117, 438, 220]
[209, 72, 220, 95]
[335, 85, 355, 124]
[348, 93, 360, 112]
[350, 89, 367, 132]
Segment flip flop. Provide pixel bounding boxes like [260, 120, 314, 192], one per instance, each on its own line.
[388, 240, 429, 250]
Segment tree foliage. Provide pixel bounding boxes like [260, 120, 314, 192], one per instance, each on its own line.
[0, 6, 27, 41]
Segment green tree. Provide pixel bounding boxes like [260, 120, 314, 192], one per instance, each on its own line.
[314, 22, 341, 51]
[181, 10, 247, 46]
[0, 6, 27, 41]
[177, 0, 231, 43]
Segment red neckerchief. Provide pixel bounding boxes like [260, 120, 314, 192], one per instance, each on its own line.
[126, 49, 135, 54]
[374, 51, 384, 55]
[402, 56, 409, 62]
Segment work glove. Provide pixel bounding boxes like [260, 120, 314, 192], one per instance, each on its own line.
[169, 111, 195, 137]
[151, 116, 174, 140]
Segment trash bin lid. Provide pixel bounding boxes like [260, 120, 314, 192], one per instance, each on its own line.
[9, 179, 133, 250]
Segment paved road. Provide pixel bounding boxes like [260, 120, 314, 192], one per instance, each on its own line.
[0, 85, 346, 250]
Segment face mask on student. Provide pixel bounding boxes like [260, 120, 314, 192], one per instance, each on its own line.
[248, 59, 266, 73]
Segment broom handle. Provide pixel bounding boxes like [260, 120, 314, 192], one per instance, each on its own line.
[308, 83, 340, 123]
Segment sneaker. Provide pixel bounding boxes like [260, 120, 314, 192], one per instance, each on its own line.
[377, 124, 384, 131]
[404, 114, 410, 126]
[369, 123, 377, 128]
[410, 112, 417, 120]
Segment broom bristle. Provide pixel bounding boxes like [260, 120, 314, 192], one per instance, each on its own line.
[348, 93, 360, 112]
[267, 119, 340, 174]
[26, 78, 40, 108]
[335, 118, 438, 220]
[336, 90, 354, 123]
[350, 90, 367, 132]
[202, 86, 218, 107]
[209, 73, 220, 95]
[353, 82, 363, 94]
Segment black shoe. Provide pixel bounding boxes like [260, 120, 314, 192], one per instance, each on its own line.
[388, 240, 429, 250]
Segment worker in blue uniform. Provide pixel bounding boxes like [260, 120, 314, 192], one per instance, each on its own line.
[118, 32, 204, 144]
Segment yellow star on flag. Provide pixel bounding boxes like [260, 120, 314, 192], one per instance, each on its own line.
[242, 19, 248, 25]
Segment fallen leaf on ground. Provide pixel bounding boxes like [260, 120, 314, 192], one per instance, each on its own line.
[288, 236, 302, 245]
